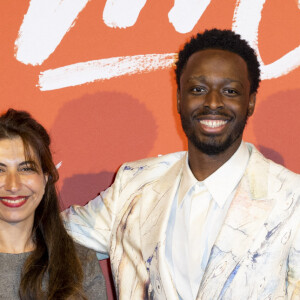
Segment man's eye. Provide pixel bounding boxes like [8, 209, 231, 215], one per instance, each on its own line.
[191, 86, 206, 93]
[223, 88, 238, 95]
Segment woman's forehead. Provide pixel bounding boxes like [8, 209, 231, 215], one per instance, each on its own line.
[0, 137, 40, 164]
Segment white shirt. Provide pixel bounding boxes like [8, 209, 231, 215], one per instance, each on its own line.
[165, 142, 250, 300]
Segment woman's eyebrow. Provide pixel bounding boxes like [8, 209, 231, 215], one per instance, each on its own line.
[19, 160, 38, 166]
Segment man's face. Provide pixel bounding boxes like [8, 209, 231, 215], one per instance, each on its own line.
[177, 49, 256, 155]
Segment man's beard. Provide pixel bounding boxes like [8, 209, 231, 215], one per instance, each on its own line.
[180, 113, 248, 155]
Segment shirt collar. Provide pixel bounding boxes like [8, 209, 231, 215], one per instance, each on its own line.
[178, 141, 250, 208]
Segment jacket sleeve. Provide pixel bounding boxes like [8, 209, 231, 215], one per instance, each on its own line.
[61, 165, 126, 256]
[287, 200, 300, 299]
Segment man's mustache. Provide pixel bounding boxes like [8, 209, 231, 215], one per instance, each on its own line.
[193, 108, 232, 119]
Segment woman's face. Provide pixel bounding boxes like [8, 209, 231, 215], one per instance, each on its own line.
[0, 137, 48, 227]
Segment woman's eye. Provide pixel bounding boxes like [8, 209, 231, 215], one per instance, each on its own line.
[22, 167, 32, 171]
[20, 165, 36, 173]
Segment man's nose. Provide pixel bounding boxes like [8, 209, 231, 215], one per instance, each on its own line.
[204, 91, 224, 109]
[5, 172, 21, 192]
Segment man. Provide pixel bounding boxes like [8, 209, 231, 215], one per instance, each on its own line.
[62, 29, 300, 299]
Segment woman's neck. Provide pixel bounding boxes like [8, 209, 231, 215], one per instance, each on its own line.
[0, 221, 35, 253]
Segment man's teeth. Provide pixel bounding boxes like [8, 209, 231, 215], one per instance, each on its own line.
[200, 120, 227, 128]
[1, 198, 26, 204]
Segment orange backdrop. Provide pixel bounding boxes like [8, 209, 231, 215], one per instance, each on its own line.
[1, 1, 299, 298]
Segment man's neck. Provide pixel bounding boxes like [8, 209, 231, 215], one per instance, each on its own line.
[187, 139, 242, 181]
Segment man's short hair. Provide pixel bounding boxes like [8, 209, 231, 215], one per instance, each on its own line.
[175, 28, 261, 94]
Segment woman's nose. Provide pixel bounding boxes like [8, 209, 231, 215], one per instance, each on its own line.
[5, 172, 21, 192]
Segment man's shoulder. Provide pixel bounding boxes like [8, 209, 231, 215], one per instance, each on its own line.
[111, 151, 186, 188]
[119, 151, 186, 172]
[248, 143, 300, 187]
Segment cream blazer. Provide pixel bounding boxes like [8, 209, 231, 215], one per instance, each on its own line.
[63, 144, 300, 299]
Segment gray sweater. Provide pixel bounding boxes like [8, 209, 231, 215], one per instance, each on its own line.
[0, 243, 107, 299]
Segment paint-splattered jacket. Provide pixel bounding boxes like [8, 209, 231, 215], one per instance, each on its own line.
[62, 144, 300, 299]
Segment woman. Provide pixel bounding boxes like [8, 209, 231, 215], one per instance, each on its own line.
[0, 109, 107, 299]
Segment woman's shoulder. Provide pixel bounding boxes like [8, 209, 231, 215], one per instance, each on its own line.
[74, 242, 96, 261]
[74, 243, 108, 300]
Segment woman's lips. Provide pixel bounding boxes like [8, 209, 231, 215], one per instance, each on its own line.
[0, 196, 28, 208]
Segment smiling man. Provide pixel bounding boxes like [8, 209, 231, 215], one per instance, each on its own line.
[63, 29, 300, 299]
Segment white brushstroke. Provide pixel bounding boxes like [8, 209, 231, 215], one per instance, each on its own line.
[233, 0, 300, 80]
[38, 53, 176, 91]
[103, 0, 147, 28]
[299, 0, 300, 10]
[56, 161, 62, 169]
[168, 0, 212, 33]
[15, 0, 90, 66]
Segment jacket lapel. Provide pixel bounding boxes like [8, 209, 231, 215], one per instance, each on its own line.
[140, 157, 185, 299]
[197, 146, 281, 299]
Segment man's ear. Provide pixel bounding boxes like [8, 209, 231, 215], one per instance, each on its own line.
[247, 93, 256, 116]
[177, 89, 181, 114]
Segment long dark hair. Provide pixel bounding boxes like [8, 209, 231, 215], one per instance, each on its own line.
[0, 109, 87, 299]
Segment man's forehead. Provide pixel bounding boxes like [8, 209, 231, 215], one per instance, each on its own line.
[182, 49, 249, 80]
[188, 48, 246, 64]
[187, 75, 245, 86]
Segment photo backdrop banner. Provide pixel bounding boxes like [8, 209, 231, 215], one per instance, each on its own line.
[1, 1, 300, 298]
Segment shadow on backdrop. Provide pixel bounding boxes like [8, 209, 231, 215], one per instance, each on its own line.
[51, 91, 157, 207]
[60, 171, 115, 208]
[253, 89, 300, 173]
